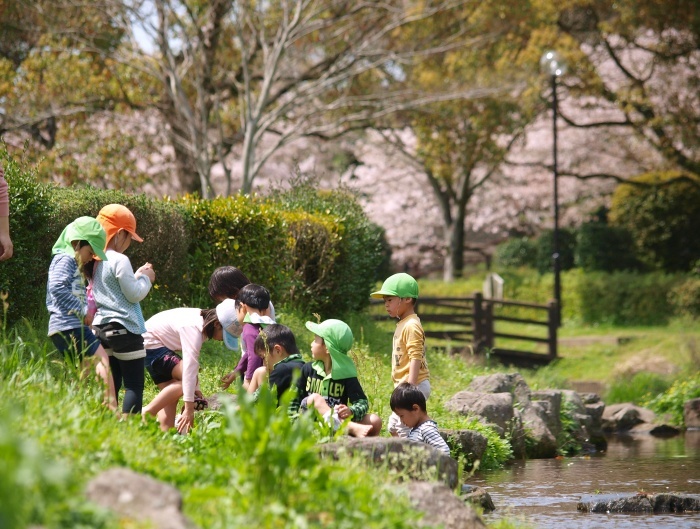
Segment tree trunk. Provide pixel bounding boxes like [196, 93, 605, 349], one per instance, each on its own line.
[442, 214, 466, 282]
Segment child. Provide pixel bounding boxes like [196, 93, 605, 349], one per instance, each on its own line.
[208, 266, 276, 351]
[220, 284, 274, 391]
[390, 382, 450, 455]
[141, 304, 237, 433]
[289, 319, 382, 437]
[371, 272, 430, 438]
[91, 204, 155, 418]
[46, 216, 116, 409]
[248, 323, 304, 405]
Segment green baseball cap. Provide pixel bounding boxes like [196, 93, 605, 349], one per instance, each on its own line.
[305, 319, 357, 379]
[371, 273, 419, 299]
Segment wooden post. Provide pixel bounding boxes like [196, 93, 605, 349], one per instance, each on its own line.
[484, 300, 494, 350]
[472, 292, 484, 353]
[547, 299, 558, 358]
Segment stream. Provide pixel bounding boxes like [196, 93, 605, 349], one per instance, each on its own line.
[470, 431, 700, 528]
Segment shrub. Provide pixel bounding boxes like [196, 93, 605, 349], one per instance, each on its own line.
[609, 171, 700, 272]
[575, 221, 641, 272]
[576, 270, 682, 325]
[279, 209, 343, 314]
[645, 372, 700, 427]
[180, 194, 292, 304]
[534, 228, 576, 274]
[494, 237, 537, 269]
[669, 278, 700, 319]
[270, 174, 386, 316]
[0, 150, 55, 324]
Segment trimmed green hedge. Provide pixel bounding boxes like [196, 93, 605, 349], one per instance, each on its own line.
[0, 150, 387, 325]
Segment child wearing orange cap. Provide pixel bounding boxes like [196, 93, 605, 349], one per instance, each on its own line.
[91, 204, 156, 418]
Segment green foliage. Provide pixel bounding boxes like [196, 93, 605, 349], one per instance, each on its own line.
[556, 397, 581, 456]
[576, 270, 683, 326]
[610, 171, 700, 272]
[669, 278, 700, 319]
[180, 194, 292, 305]
[270, 174, 386, 317]
[644, 372, 700, 427]
[494, 237, 537, 269]
[575, 221, 641, 272]
[279, 209, 343, 314]
[534, 229, 576, 275]
[604, 372, 671, 405]
[0, 149, 55, 324]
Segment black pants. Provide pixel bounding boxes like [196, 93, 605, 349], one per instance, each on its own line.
[95, 322, 146, 414]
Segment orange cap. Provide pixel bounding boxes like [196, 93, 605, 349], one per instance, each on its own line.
[96, 204, 143, 245]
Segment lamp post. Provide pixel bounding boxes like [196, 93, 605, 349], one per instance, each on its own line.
[540, 50, 566, 326]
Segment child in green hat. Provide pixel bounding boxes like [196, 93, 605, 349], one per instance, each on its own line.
[371, 272, 430, 437]
[46, 216, 116, 409]
[289, 318, 382, 437]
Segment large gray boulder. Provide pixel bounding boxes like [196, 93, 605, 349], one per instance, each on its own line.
[445, 391, 514, 431]
[85, 468, 196, 529]
[439, 429, 488, 466]
[320, 437, 458, 489]
[407, 481, 487, 529]
[684, 398, 700, 429]
[468, 373, 531, 407]
[520, 400, 558, 458]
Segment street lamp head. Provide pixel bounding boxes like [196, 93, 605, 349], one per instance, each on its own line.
[540, 50, 567, 77]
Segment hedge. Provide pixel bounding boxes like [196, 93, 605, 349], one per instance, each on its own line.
[0, 150, 387, 325]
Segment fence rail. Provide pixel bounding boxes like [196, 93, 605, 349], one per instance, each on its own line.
[370, 291, 557, 367]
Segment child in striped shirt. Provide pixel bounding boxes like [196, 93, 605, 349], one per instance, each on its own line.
[390, 382, 450, 455]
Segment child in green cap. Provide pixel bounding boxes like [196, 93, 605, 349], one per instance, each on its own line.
[46, 216, 117, 410]
[289, 319, 382, 437]
[371, 272, 430, 437]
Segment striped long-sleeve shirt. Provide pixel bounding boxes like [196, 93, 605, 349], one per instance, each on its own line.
[408, 420, 451, 455]
[46, 253, 86, 335]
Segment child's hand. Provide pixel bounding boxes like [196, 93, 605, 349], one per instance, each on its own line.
[335, 404, 353, 421]
[221, 370, 237, 389]
[136, 263, 156, 282]
[83, 313, 94, 326]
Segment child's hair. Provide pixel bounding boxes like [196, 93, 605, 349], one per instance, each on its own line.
[208, 266, 251, 300]
[200, 308, 220, 339]
[253, 324, 299, 358]
[75, 240, 96, 279]
[390, 382, 427, 413]
[236, 284, 270, 311]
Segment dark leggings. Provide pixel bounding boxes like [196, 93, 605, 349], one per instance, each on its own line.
[110, 356, 145, 414]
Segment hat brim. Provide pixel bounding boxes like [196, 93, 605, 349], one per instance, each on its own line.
[223, 330, 239, 350]
[128, 230, 144, 243]
[305, 321, 325, 339]
[92, 247, 108, 262]
[370, 289, 395, 298]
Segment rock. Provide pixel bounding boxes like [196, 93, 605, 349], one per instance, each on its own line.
[439, 429, 488, 465]
[578, 492, 700, 513]
[85, 468, 196, 529]
[444, 391, 514, 431]
[602, 403, 655, 432]
[684, 398, 700, 429]
[629, 423, 681, 437]
[468, 373, 531, 407]
[460, 484, 495, 512]
[320, 437, 458, 489]
[407, 481, 487, 529]
[530, 390, 563, 438]
[520, 401, 558, 458]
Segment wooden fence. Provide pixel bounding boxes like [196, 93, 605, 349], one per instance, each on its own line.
[370, 291, 557, 367]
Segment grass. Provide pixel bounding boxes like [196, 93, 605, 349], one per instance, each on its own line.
[2, 275, 700, 528]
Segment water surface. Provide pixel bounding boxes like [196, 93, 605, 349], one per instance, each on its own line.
[470, 432, 700, 528]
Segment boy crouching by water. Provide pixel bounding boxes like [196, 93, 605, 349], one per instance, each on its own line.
[390, 382, 450, 455]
